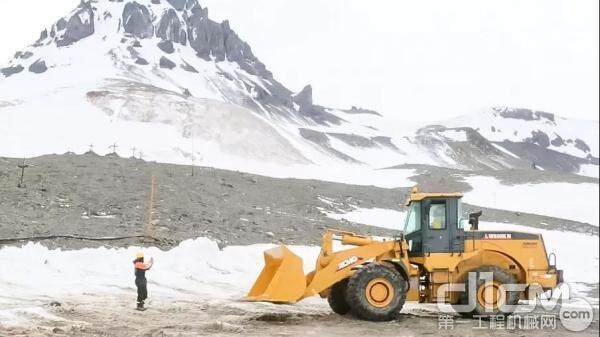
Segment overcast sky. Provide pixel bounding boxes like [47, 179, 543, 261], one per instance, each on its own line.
[0, 0, 598, 122]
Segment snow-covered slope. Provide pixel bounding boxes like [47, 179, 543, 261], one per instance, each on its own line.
[442, 107, 599, 161]
[0, 0, 598, 179]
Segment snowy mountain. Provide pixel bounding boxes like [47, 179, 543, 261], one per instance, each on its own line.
[0, 0, 598, 177]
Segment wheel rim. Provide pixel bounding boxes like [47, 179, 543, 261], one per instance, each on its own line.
[365, 278, 394, 308]
[476, 281, 505, 310]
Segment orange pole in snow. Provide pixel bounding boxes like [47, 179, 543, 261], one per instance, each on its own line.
[145, 175, 157, 239]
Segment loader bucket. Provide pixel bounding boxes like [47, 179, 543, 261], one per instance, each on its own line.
[245, 245, 307, 303]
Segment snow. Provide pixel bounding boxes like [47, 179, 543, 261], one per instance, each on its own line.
[1, 219, 597, 326]
[442, 108, 600, 159]
[438, 129, 467, 142]
[78, 10, 91, 25]
[324, 207, 406, 230]
[463, 176, 599, 227]
[0, 238, 320, 327]
[577, 164, 599, 179]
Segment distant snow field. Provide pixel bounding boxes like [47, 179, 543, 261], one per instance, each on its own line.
[463, 176, 599, 227]
[578, 164, 599, 179]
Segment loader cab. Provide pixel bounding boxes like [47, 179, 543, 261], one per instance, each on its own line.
[402, 188, 465, 255]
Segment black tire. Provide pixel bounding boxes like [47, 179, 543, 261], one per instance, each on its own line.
[327, 279, 350, 315]
[454, 265, 520, 318]
[345, 263, 407, 321]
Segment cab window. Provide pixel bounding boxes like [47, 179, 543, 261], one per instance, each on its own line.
[404, 202, 421, 234]
[457, 198, 467, 229]
[429, 203, 446, 229]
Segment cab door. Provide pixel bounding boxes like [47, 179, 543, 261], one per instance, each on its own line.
[421, 199, 451, 253]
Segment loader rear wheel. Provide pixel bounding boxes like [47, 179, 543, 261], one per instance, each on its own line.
[345, 263, 406, 321]
[327, 280, 350, 315]
[454, 265, 520, 318]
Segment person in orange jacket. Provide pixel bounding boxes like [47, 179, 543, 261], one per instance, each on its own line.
[133, 252, 153, 310]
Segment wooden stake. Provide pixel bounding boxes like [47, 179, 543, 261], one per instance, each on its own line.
[145, 175, 157, 239]
[17, 159, 29, 188]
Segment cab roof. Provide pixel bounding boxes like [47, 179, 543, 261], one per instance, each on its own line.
[405, 187, 463, 206]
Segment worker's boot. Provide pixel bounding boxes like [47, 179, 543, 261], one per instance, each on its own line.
[136, 301, 144, 310]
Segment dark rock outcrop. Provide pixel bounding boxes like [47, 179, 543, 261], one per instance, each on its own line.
[55, 2, 95, 47]
[159, 56, 176, 69]
[167, 0, 186, 10]
[328, 133, 377, 147]
[1, 65, 24, 77]
[372, 136, 401, 151]
[293, 85, 313, 108]
[551, 134, 565, 147]
[494, 107, 556, 123]
[15, 51, 34, 59]
[186, 5, 225, 61]
[290, 85, 342, 125]
[28, 59, 48, 74]
[135, 57, 149, 65]
[343, 106, 382, 116]
[181, 62, 198, 73]
[574, 139, 591, 153]
[56, 18, 67, 31]
[35, 29, 48, 46]
[299, 128, 360, 163]
[526, 130, 550, 148]
[122, 2, 154, 39]
[157, 40, 175, 54]
[156, 9, 184, 43]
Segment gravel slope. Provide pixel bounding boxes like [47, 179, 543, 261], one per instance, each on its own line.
[0, 154, 596, 250]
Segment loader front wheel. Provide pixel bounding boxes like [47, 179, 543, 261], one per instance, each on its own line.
[327, 279, 350, 315]
[346, 263, 406, 321]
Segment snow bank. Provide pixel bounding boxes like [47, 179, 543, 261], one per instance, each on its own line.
[0, 220, 597, 327]
[0, 239, 319, 303]
[463, 176, 599, 227]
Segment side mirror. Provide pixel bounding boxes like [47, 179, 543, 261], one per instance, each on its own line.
[468, 211, 483, 230]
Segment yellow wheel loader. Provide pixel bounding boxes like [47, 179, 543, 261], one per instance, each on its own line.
[245, 188, 563, 321]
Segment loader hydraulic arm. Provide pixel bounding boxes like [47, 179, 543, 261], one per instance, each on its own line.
[246, 230, 404, 303]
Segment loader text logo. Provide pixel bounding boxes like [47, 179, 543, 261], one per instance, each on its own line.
[484, 233, 512, 239]
[337, 256, 359, 270]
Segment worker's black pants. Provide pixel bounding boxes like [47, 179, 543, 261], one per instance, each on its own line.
[136, 277, 147, 304]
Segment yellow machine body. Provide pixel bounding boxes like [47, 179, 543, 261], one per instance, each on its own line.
[245, 189, 561, 308]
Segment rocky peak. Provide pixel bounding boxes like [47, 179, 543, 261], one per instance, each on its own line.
[122, 2, 154, 39]
[2, 0, 342, 126]
[55, 1, 95, 47]
[156, 9, 186, 44]
[166, 0, 187, 11]
[293, 85, 313, 108]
